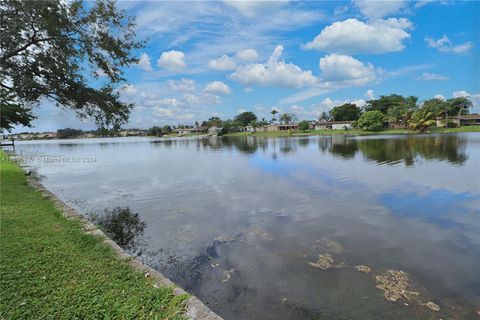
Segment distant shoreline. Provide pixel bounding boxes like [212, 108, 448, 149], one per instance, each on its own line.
[6, 126, 479, 142]
[222, 126, 480, 137]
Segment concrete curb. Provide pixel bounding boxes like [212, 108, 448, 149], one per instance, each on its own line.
[26, 174, 223, 320]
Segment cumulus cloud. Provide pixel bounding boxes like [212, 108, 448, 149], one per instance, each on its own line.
[365, 89, 375, 100]
[236, 48, 259, 61]
[416, 72, 449, 81]
[157, 50, 186, 72]
[303, 18, 412, 54]
[434, 94, 446, 101]
[138, 53, 153, 71]
[230, 45, 317, 88]
[167, 79, 196, 93]
[204, 81, 231, 94]
[121, 84, 138, 95]
[319, 54, 379, 85]
[208, 55, 237, 71]
[156, 98, 181, 108]
[453, 90, 470, 98]
[182, 93, 221, 105]
[223, 0, 289, 18]
[451, 91, 480, 111]
[425, 36, 473, 54]
[353, 0, 408, 20]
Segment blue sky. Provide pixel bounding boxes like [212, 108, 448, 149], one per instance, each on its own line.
[18, 0, 480, 132]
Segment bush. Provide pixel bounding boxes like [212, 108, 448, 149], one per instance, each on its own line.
[447, 121, 459, 128]
[358, 111, 385, 131]
[298, 120, 310, 131]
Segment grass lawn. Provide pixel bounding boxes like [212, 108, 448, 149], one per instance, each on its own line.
[0, 151, 187, 320]
[223, 126, 480, 137]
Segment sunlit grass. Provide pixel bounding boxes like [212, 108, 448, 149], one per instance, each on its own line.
[0, 151, 187, 319]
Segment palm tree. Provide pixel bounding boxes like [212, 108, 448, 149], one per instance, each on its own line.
[271, 109, 278, 123]
[408, 109, 436, 132]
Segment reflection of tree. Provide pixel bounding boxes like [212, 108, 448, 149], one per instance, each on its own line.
[330, 137, 358, 159]
[91, 207, 146, 251]
[149, 135, 468, 165]
[357, 135, 468, 165]
[317, 136, 359, 159]
[298, 137, 310, 147]
[279, 139, 295, 154]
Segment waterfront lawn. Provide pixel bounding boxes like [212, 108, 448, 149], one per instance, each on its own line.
[223, 126, 480, 137]
[0, 151, 186, 320]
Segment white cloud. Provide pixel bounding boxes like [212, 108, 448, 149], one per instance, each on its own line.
[365, 89, 375, 100]
[425, 36, 474, 54]
[453, 90, 470, 98]
[414, 0, 435, 9]
[167, 79, 196, 93]
[319, 54, 378, 85]
[236, 49, 259, 61]
[204, 81, 231, 94]
[96, 69, 107, 77]
[303, 18, 412, 54]
[182, 93, 221, 105]
[230, 45, 317, 88]
[223, 0, 289, 18]
[416, 72, 449, 81]
[157, 98, 181, 108]
[353, 0, 408, 20]
[470, 94, 480, 110]
[434, 94, 446, 101]
[138, 53, 153, 71]
[208, 55, 237, 71]
[157, 50, 186, 72]
[122, 84, 138, 95]
[290, 104, 304, 112]
[451, 91, 480, 111]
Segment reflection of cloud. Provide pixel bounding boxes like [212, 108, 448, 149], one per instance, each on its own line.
[379, 190, 480, 229]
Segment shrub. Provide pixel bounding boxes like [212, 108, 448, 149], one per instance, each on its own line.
[298, 120, 310, 131]
[358, 111, 385, 131]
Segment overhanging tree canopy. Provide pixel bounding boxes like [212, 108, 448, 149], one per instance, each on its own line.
[0, 0, 143, 131]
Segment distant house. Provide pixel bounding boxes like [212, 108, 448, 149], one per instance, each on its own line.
[171, 127, 206, 135]
[119, 130, 146, 137]
[314, 121, 353, 130]
[265, 124, 299, 132]
[190, 127, 208, 134]
[436, 114, 480, 127]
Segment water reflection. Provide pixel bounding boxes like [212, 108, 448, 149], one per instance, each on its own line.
[13, 133, 480, 320]
[90, 207, 146, 252]
[147, 134, 469, 166]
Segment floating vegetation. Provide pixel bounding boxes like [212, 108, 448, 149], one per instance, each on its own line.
[245, 225, 273, 241]
[315, 237, 344, 254]
[354, 265, 372, 273]
[375, 270, 420, 302]
[309, 254, 344, 270]
[424, 301, 440, 312]
[222, 268, 235, 282]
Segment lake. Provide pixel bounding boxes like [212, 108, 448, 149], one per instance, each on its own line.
[13, 133, 480, 319]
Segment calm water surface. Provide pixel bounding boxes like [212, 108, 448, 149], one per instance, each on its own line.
[14, 134, 480, 319]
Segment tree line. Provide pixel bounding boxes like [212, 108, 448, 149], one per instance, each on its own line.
[326, 94, 473, 132]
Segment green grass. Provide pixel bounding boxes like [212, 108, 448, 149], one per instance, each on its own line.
[223, 126, 480, 137]
[0, 151, 187, 320]
[430, 125, 480, 133]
